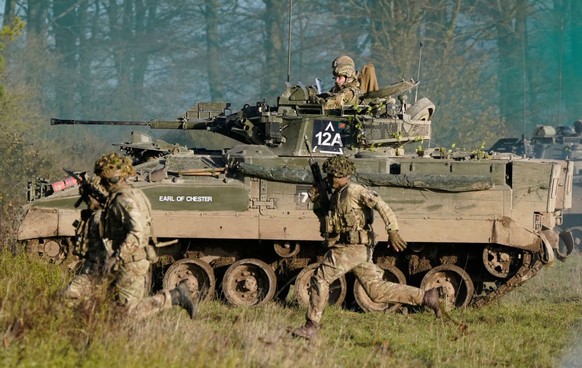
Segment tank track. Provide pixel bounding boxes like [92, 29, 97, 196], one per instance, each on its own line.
[471, 251, 544, 308]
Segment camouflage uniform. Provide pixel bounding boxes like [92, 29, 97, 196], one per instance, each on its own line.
[316, 55, 362, 109]
[322, 80, 361, 109]
[292, 156, 440, 340]
[102, 186, 157, 312]
[307, 182, 424, 324]
[96, 152, 196, 319]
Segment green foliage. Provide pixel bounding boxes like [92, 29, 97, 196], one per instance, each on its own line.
[0, 248, 581, 367]
[0, 19, 64, 243]
[0, 18, 25, 42]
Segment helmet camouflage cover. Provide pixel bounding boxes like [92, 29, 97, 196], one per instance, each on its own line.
[332, 55, 355, 69]
[332, 55, 356, 79]
[94, 152, 135, 178]
[323, 155, 356, 177]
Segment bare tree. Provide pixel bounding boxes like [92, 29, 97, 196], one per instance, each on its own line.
[204, 0, 224, 101]
[2, 0, 579, 150]
[562, 0, 582, 123]
[346, 0, 505, 146]
[261, 0, 288, 100]
[52, 0, 79, 117]
[2, 0, 17, 28]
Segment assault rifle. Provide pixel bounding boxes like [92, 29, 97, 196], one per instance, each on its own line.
[63, 169, 108, 208]
[66, 169, 108, 257]
[303, 135, 331, 211]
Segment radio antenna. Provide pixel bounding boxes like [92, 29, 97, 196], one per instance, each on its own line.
[286, 0, 293, 83]
[414, 41, 423, 102]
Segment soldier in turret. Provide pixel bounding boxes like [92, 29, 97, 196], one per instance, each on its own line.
[291, 155, 441, 340]
[314, 55, 362, 109]
[95, 152, 197, 319]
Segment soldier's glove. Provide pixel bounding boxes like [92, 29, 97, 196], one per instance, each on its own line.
[388, 230, 407, 252]
[308, 185, 319, 203]
[308, 93, 322, 104]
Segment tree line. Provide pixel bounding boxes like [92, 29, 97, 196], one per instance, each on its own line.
[1, 1, 579, 140]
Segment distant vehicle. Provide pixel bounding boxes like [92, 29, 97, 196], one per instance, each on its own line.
[18, 79, 573, 313]
[489, 120, 582, 250]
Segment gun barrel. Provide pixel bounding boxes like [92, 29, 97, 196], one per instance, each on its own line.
[51, 118, 149, 126]
[148, 120, 212, 130]
[50, 118, 211, 130]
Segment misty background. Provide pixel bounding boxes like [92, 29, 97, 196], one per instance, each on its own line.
[0, 0, 580, 232]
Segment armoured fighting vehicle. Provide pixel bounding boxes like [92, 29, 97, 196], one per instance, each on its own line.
[489, 121, 582, 250]
[18, 80, 574, 312]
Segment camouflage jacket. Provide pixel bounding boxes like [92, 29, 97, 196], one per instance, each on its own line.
[101, 185, 153, 263]
[321, 80, 361, 109]
[328, 182, 399, 236]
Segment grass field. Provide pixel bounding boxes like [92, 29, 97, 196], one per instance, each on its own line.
[0, 249, 581, 368]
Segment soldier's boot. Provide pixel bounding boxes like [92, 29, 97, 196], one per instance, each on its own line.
[291, 320, 318, 340]
[422, 288, 442, 318]
[170, 282, 198, 319]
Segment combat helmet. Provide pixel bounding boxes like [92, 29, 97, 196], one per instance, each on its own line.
[332, 55, 355, 70]
[94, 152, 136, 179]
[323, 155, 356, 177]
[332, 55, 356, 79]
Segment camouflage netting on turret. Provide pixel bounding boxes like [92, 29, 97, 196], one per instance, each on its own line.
[234, 162, 494, 192]
[234, 162, 312, 183]
[355, 172, 494, 192]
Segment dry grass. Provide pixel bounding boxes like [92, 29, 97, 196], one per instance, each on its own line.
[0, 249, 581, 367]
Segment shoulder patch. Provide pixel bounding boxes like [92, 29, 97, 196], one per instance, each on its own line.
[117, 193, 138, 212]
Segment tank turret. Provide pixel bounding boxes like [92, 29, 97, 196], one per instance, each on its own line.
[51, 80, 433, 159]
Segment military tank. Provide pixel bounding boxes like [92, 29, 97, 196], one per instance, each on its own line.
[489, 121, 582, 250]
[18, 80, 574, 312]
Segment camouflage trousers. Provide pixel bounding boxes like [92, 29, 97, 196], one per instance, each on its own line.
[62, 256, 106, 304]
[64, 258, 173, 320]
[307, 243, 424, 324]
[114, 259, 173, 320]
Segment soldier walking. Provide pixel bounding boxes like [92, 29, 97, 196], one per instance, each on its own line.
[292, 155, 441, 340]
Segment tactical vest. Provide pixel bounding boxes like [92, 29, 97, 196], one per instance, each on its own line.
[327, 183, 374, 245]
